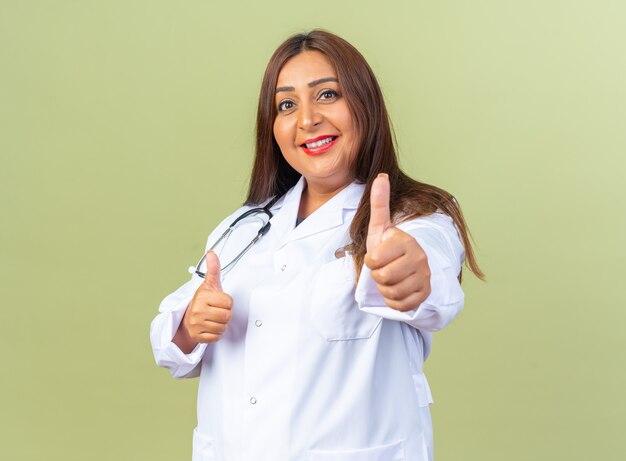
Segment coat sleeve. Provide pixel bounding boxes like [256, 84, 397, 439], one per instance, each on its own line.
[150, 277, 207, 378]
[149, 208, 243, 379]
[354, 212, 466, 332]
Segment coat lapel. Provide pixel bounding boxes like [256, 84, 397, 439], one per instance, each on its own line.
[272, 177, 366, 250]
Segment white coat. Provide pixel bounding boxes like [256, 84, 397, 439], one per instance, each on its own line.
[150, 177, 465, 461]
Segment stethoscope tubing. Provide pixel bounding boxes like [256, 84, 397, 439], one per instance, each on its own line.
[189, 194, 282, 279]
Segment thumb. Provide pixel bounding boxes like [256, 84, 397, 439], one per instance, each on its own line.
[366, 173, 391, 253]
[203, 251, 223, 291]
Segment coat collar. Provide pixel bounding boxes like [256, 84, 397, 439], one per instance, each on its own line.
[268, 176, 365, 249]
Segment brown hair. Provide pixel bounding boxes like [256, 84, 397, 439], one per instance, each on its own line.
[246, 30, 484, 281]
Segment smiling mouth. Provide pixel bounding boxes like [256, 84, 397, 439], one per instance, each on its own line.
[300, 136, 338, 156]
[301, 136, 337, 149]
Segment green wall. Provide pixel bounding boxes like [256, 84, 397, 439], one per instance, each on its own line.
[2, 1, 625, 459]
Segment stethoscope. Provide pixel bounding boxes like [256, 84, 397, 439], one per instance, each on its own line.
[188, 194, 283, 279]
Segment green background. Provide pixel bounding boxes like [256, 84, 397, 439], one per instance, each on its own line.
[1, 1, 625, 459]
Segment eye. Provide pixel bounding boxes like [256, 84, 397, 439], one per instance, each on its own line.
[277, 99, 295, 112]
[318, 89, 339, 101]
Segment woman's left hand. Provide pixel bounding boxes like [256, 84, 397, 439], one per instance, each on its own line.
[364, 174, 431, 312]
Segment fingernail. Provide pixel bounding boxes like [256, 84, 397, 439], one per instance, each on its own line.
[377, 173, 388, 179]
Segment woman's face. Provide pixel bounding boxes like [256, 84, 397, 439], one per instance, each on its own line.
[273, 51, 357, 191]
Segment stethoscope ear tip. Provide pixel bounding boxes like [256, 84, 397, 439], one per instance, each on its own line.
[188, 266, 196, 274]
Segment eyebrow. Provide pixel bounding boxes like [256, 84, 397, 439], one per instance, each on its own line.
[275, 77, 339, 93]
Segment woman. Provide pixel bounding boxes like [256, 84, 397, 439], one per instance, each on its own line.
[151, 30, 482, 461]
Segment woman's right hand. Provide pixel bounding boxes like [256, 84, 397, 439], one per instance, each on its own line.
[173, 251, 233, 353]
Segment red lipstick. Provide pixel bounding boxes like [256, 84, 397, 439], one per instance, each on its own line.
[300, 135, 338, 156]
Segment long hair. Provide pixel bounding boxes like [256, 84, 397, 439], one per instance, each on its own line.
[246, 30, 484, 281]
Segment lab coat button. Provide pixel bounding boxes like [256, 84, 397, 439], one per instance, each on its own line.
[250, 397, 257, 405]
[280, 264, 286, 271]
[255, 320, 262, 327]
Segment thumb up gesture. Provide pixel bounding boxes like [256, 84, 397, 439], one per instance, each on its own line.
[364, 174, 431, 312]
[173, 251, 234, 353]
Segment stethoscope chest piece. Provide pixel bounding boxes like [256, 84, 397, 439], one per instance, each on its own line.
[334, 245, 353, 259]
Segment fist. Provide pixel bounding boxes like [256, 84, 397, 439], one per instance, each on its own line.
[174, 251, 233, 352]
[364, 174, 431, 312]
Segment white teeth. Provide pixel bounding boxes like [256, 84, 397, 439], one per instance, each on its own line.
[305, 137, 334, 148]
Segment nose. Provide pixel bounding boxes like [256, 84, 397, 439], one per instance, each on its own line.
[297, 102, 323, 131]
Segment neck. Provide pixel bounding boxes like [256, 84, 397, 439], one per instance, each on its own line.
[298, 178, 351, 219]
